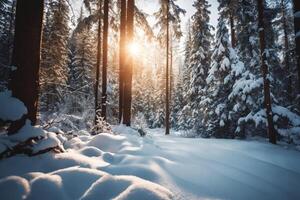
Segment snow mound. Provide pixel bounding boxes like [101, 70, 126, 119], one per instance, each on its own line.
[79, 146, 103, 157]
[80, 174, 173, 200]
[32, 132, 64, 154]
[2, 127, 300, 200]
[9, 120, 47, 142]
[87, 133, 129, 153]
[15, 166, 172, 200]
[28, 174, 66, 200]
[0, 176, 30, 200]
[0, 90, 27, 121]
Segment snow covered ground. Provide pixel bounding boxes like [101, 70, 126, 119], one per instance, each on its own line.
[1, 126, 300, 200]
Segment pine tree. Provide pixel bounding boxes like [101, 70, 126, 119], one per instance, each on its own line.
[154, 0, 185, 44]
[0, 0, 16, 90]
[229, 0, 300, 140]
[40, 0, 70, 112]
[228, 0, 265, 137]
[294, 0, 300, 91]
[68, 24, 95, 114]
[185, 0, 213, 133]
[279, 0, 294, 100]
[0, 0, 15, 66]
[205, 9, 244, 138]
[154, 0, 185, 133]
[218, 0, 238, 47]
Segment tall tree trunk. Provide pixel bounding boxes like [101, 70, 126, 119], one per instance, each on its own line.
[119, 0, 127, 123]
[165, 0, 170, 135]
[101, 0, 109, 120]
[123, 0, 134, 126]
[281, 0, 292, 101]
[170, 37, 173, 107]
[257, 0, 276, 144]
[169, 34, 173, 127]
[95, 0, 102, 125]
[8, 0, 44, 134]
[294, 0, 300, 92]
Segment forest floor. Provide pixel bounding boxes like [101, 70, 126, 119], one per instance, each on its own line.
[1, 126, 300, 200]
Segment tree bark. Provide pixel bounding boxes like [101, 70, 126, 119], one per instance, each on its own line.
[294, 0, 300, 92]
[123, 0, 134, 126]
[165, 0, 170, 135]
[257, 0, 276, 144]
[101, 0, 109, 120]
[95, 0, 102, 125]
[8, 0, 44, 134]
[170, 36, 173, 107]
[119, 0, 127, 123]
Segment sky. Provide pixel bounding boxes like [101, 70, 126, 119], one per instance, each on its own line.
[71, 0, 219, 33]
[136, 0, 219, 31]
[70, 0, 220, 64]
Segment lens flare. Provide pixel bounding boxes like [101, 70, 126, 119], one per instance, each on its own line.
[128, 42, 140, 56]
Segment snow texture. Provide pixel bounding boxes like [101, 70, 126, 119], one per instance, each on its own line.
[8, 120, 47, 142]
[0, 127, 300, 200]
[0, 91, 27, 121]
[32, 132, 64, 154]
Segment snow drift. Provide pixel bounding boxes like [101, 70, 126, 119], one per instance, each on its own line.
[1, 127, 300, 200]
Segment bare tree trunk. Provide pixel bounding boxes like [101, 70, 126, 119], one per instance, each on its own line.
[169, 34, 173, 128]
[95, 0, 102, 125]
[294, 0, 300, 92]
[123, 0, 134, 126]
[257, 0, 276, 144]
[165, 0, 170, 135]
[119, 0, 127, 123]
[8, 0, 44, 134]
[170, 37, 173, 106]
[281, 0, 293, 101]
[101, 0, 109, 120]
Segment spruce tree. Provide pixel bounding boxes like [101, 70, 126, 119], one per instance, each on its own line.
[40, 0, 70, 112]
[205, 9, 244, 138]
[185, 0, 213, 133]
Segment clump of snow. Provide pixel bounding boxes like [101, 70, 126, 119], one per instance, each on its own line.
[48, 127, 64, 135]
[0, 138, 15, 154]
[87, 133, 129, 153]
[79, 146, 103, 157]
[0, 90, 27, 121]
[273, 106, 300, 127]
[8, 120, 47, 142]
[0, 176, 30, 200]
[32, 132, 64, 154]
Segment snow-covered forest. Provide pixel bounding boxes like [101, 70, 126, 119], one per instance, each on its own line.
[0, 0, 300, 199]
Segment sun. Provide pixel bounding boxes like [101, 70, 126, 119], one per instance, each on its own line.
[128, 41, 140, 56]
